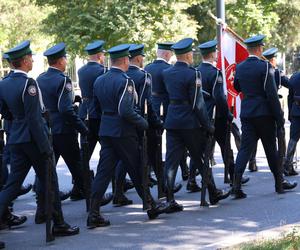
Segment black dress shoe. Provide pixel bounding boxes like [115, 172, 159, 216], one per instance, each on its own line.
[70, 189, 84, 201]
[282, 180, 297, 190]
[6, 213, 27, 227]
[241, 176, 250, 184]
[147, 202, 167, 220]
[173, 183, 182, 194]
[231, 189, 247, 199]
[165, 200, 184, 214]
[0, 241, 5, 249]
[248, 161, 258, 172]
[113, 194, 133, 207]
[52, 222, 80, 236]
[100, 192, 113, 206]
[149, 176, 158, 186]
[186, 181, 201, 193]
[124, 179, 134, 193]
[210, 189, 231, 205]
[18, 184, 32, 196]
[87, 214, 110, 229]
[60, 191, 71, 201]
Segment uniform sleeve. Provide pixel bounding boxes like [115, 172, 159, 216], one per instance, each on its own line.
[92, 79, 102, 120]
[58, 77, 88, 134]
[118, 77, 148, 130]
[188, 70, 211, 130]
[264, 62, 284, 126]
[281, 73, 289, 89]
[212, 71, 231, 119]
[23, 78, 51, 154]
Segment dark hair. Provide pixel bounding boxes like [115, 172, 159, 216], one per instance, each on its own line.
[11, 57, 24, 68]
[110, 57, 123, 65]
[47, 57, 59, 66]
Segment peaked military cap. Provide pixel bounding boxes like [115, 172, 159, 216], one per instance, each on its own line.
[129, 44, 145, 58]
[44, 42, 66, 60]
[108, 44, 130, 59]
[157, 42, 174, 50]
[262, 47, 278, 60]
[198, 40, 218, 55]
[85, 40, 105, 55]
[6, 40, 32, 60]
[244, 34, 266, 48]
[172, 38, 194, 55]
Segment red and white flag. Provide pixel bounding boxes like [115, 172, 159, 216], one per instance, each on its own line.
[217, 28, 248, 129]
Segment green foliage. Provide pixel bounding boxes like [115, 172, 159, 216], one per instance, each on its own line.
[241, 228, 300, 250]
[0, 0, 51, 53]
[35, 0, 198, 59]
[187, 0, 300, 53]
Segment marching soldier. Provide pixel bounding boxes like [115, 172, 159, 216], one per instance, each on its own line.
[1, 53, 32, 196]
[78, 40, 106, 159]
[0, 41, 79, 248]
[37, 43, 88, 211]
[192, 40, 249, 188]
[163, 38, 230, 212]
[145, 42, 187, 184]
[232, 35, 296, 199]
[87, 44, 168, 228]
[247, 47, 291, 173]
[285, 68, 300, 176]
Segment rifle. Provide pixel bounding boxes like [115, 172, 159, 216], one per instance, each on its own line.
[0, 120, 4, 188]
[44, 111, 55, 243]
[200, 108, 216, 207]
[154, 104, 164, 199]
[141, 100, 150, 210]
[81, 119, 92, 212]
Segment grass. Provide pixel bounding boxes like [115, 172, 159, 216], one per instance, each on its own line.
[241, 228, 300, 250]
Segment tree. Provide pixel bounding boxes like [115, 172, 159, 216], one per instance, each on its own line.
[0, 0, 51, 53]
[35, 0, 198, 59]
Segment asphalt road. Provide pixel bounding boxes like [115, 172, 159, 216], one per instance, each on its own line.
[1, 129, 300, 250]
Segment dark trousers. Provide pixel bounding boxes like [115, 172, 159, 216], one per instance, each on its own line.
[165, 128, 214, 198]
[290, 116, 300, 141]
[189, 118, 234, 179]
[52, 133, 84, 188]
[91, 136, 144, 201]
[0, 142, 61, 217]
[235, 116, 278, 174]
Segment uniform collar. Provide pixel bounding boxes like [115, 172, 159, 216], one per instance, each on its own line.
[13, 69, 28, 76]
[175, 61, 189, 67]
[111, 66, 125, 72]
[129, 64, 140, 70]
[156, 57, 168, 63]
[48, 66, 63, 73]
[202, 61, 216, 67]
[248, 55, 260, 59]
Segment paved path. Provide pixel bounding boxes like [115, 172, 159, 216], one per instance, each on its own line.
[1, 129, 300, 250]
